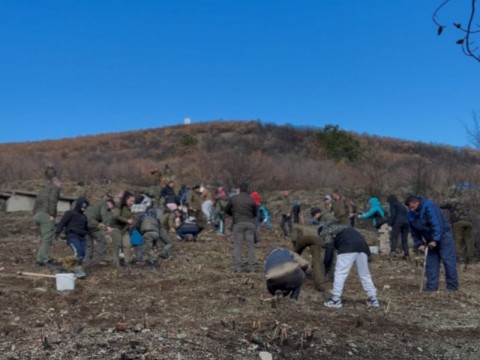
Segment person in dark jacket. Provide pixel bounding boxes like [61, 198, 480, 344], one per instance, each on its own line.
[161, 180, 179, 211]
[292, 200, 302, 224]
[279, 190, 292, 238]
[264, 247, 310, 300]
[387, 195, 410, 260]
[56, 197, 89, 278]
[321, 223, 379, 309]
[405, 195, 458, 291]
[225, 182, 257, 273]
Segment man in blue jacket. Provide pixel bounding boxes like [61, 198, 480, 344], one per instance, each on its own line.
[405, 195, 458, 291]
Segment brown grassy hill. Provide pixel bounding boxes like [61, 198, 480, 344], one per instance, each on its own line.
[1, 120, 479, 198]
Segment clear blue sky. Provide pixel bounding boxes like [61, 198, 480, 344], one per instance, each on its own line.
[0, 0, 478, 146]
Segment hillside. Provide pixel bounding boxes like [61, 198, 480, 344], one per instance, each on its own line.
[1, 121, 480, 359]
[1, 212, 480, 359]
[1, 121, 480, 198]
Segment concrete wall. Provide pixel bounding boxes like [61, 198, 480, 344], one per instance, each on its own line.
[5, 194, 73, 213]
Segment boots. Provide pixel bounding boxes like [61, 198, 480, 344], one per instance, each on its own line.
[74, 266, 87, 279]
[159, 244, 173, 259]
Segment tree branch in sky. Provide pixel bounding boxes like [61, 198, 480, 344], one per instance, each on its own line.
[433, 0, 480, 62]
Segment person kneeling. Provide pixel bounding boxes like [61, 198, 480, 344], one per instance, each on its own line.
[264, 247, 310, 300]
[320, 223, 379, 309]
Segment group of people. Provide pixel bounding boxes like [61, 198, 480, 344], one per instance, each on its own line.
[32, 166, 467, 307]
[32, 166, 222, 277]
[264, 191, 463, 309]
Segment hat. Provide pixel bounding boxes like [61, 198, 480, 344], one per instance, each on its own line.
[324, 195, 332, 201]
[310, 207, 321, 217]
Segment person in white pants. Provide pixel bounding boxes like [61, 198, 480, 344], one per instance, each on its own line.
[320, 222, 379, 308]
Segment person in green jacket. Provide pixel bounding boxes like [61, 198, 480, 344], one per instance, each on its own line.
[33, 176, 62, 266]
[291, 208, 326, 291]
[84, 198, 115, 265]
[109, 191, 135, 266]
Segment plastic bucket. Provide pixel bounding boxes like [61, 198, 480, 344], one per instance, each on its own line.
[369, 246, 379, 255]
[56, 273, 76, 291]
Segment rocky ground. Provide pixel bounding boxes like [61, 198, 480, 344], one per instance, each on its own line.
[1, 208, 480, 360]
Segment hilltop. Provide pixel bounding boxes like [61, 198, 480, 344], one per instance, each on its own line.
[1, 121, 479, 198]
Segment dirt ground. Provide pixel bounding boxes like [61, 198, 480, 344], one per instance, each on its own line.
[1, 211, 480, 360]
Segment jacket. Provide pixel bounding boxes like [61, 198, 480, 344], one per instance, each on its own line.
[258, 206, 270, 222]
[56, 197, 89, 241]
[320, 202, 337, 222]
[359, 197, 385, 227]
[265, 248, 309, 281]
[280, 197, 291, 216]
[33, 182, 61, 217]
[407, 197, 451, 249]
[225, 192, 257, 224]
[139, 211, 161, 234]
[322, 224, 370, 273]
[161, 185, 179, 205]
[110, 205, 133, 232]
[439, 198, 471, 223]
[292, 224, 325, 289]
[85, 200, 112, 231]
[160, 211, 177, 231]
[386, 195, 409, 227]
[332, 197, 350, 223]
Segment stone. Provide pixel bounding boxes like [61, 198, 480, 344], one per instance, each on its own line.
[259, 351, 273, 360]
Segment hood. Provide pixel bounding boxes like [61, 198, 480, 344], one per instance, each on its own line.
[250, 192, 261, 205]
[74, 197, 89, 212]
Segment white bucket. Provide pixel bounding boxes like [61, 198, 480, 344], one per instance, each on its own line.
[56, 273, 76, 291]
[369, 246, 379, 255]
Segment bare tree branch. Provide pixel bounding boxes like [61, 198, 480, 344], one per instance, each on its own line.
[434, 0, 480, 62]
[465, 111, 480, 148]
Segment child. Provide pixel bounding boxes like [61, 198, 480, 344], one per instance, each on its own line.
[56, 197, 90, 278]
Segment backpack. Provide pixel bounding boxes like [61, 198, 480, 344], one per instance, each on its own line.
[130, 229, 144, 246]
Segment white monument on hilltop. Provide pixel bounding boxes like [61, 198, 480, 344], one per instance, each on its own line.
[184, 117, 191, 125]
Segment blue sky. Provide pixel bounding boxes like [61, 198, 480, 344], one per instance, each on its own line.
[0, 0, 478, 146]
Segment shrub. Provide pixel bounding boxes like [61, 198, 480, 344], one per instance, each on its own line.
[314, 125, 363, 162]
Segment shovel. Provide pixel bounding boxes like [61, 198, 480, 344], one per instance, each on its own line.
[420, 247, 429, 292]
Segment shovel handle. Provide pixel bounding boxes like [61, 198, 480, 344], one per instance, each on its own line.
[17, 271, 56, 279]
[420, 247, 429, 292]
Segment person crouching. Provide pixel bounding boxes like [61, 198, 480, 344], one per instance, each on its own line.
[264, 247, 310, 300]
[56, 197, 90, 278]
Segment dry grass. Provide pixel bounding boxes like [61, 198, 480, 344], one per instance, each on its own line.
[1, 210, 480, 359]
